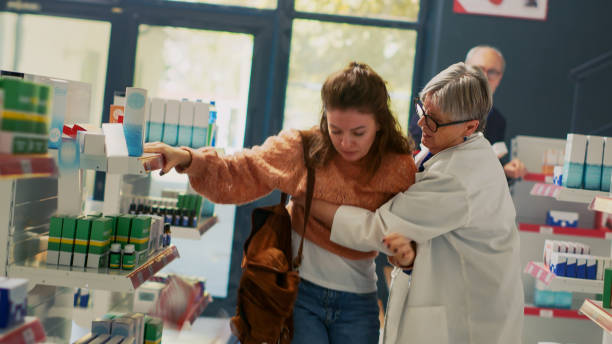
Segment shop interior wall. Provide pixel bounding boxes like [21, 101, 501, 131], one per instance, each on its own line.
[418, 0, 612, 146]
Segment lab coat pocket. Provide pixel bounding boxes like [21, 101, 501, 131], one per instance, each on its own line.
[398, 305, 449, 344]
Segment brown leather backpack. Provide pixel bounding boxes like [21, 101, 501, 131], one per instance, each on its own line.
[230, 133, 314, 344]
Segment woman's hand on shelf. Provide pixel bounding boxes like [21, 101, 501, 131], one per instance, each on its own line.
[144, 142, 192, 175]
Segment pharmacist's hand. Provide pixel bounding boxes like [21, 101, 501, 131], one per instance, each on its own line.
[144, 142, 192, 175]
[504, 158, 527, 179]
[383, 233, 416, 268]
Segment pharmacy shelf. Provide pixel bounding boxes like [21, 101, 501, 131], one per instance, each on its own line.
[556, 187, 610, 204]
[7, 245, 179, 293]
[0, 317, 46, 344]
[524, 261, 603, 293]
[523, 173, 553, 183]
[524, 305, 588, 320]
[590, 196, 612, 215]
[519, 223, 612, 239]
[184, 293, 212, 328]
[80, 152, 163, 175]
[170, 216, 218, 240]
[529, 183, 610, 203]
[0, 155, 57, 179]
[580, 299, 612, 333]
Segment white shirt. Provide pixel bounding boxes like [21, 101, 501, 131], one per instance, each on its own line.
[291, 231, 377, 294]
[330, 133, 524, 344]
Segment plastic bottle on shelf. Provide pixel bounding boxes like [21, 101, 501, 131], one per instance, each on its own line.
[109, 243, 122, 269]
[189, 210, 197, 227]
[163, 223, 172, 247]
[122, 244, 135, 270]
[181, 209, 190, 227]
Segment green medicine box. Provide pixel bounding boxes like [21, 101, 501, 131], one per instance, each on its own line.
[130, 216, 151, 265]
[73, 217, 93, 267]
[144, 317, 163, 344]
[104, 215, 120, 243]
[117, 215, 134, 248]
[46, 215, 64, 265]
[59, 216, 78, 266]
[87, 217, 113, 269]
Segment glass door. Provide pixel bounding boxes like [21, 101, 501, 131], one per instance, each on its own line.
[133, 24, 254, 298]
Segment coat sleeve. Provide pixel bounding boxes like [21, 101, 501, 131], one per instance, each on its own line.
[330, 171, 470, 250]
[176, 129, 306, 204]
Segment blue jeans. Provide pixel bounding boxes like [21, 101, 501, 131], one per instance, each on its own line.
[292, 279, 380, 344]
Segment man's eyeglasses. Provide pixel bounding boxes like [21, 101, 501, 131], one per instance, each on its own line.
[477, 66, 502, 80]
[414, 97, 473, 133]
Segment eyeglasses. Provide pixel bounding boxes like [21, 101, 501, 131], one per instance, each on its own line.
[477, 66, 502, 80]
[414, 97, 473, 133]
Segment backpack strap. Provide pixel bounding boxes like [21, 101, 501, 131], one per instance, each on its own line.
[293, 131, 315, 269]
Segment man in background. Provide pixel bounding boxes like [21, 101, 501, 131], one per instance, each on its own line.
[409, 45, 527, 179]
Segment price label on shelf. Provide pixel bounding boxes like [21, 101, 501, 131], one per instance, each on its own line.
[539, 226, 554, 234]
[19, 159, 32, 175]
[539, 309, 554, 318]
[22, 327, 35, 343]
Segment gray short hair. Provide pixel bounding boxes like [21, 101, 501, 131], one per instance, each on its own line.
[419, 62, 492, 132]
[465, 45, 506, 74]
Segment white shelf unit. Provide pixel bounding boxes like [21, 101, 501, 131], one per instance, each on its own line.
[556, 187, 611, 204]
[170, 216, 218, 240]
[512, 135, 611, 344]
[524, 261, 603, 294]
[7, 245, 179, 293]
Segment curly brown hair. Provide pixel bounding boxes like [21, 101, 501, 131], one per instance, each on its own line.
[304, 62, 415, 177]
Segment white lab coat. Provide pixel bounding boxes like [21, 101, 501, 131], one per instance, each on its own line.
[330, 133, 523, 344]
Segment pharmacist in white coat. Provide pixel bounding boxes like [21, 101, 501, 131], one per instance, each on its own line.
[300, 62, 524, 344]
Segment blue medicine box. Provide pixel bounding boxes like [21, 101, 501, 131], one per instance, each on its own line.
[546, 210, 579, 228]
[0, 278, 28, 329]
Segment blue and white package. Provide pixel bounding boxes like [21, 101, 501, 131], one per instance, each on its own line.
[550, 251, 567, 276]
[553, 165, 563, 186]
[602, 137, 612, 192]
[178, 99, 194, 147]
[566, 255, 577, 277]
[0, 278, 28, 329]
[47, 78, 68, 149]
[562, 133, 587, 189]
[123, 87, 148, 157]
[587, 258, 597, 280]
[577, 257, 587, 279]
[148, 98, 165, 143]
[162, 99, 179, 146]
[584, 135, 604, 190]
[546, 210, 579, 228]
[191, 100, 209, 148]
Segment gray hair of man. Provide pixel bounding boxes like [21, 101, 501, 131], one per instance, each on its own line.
[465, 45, 506, 74]
[419, 62, 492, 132]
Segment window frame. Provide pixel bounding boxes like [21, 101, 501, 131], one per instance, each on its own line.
[0, 0, 429, 315]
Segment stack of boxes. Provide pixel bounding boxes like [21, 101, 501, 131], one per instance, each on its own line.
[562, 133, 612, 191]
[47, 213, 164, 270]
[537, 240, 605, 309]
[542, 240, 612, 281]
[143, 97, 216, 149]
[73, 313, 162, 344]
[0, 77, 52, 154]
